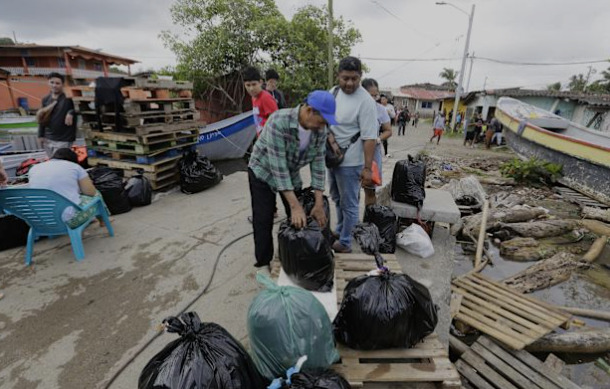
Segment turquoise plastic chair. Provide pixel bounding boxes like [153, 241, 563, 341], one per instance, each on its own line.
[0, 188, 114, 265]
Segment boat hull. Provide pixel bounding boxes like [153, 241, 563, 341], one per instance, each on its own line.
[196, 111, 256, 161]
[495, 99, 610, 204]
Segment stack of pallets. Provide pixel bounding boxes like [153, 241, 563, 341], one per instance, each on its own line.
[71, 78, 200, 190]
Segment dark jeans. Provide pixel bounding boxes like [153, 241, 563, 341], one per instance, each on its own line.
[398, 122, 406, 135]
[382, 139, 389, 155]
[248, 168, 290, 266]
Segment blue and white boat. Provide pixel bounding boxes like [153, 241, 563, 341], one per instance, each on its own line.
[196, 111, 255, 161]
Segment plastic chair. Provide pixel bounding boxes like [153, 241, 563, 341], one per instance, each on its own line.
[0, 188, 114, 265]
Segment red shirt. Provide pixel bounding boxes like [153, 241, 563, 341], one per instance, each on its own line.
[252, 90, 279, 136]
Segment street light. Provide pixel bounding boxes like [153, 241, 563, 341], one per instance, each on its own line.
[436, 2, 476, 131]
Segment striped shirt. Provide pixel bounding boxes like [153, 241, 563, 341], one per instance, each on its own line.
[248, 106, 327, 192]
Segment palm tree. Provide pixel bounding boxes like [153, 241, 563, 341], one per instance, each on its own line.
[568, 74, 587, 92]
[439, 68, 458, 90]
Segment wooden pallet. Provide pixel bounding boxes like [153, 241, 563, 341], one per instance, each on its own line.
[456, 336, 581, 389]
[86, 128, 198, 146]
[88, 154, 181, 190]
[86, 134, 196, 155]
[452, 273, 572, 350]
[554, 186, 609, 209]
[333, 253, 461, 388]
[82, 111, 199, 129]
[84, 121, 201, 136]
[87, 144, 193, 164]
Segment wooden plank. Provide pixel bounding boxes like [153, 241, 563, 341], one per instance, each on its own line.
[477, 337, 568, 389]
[470, 274, 570, 322]
[455, 306, 528, 349]
[454, 279, 565, 327]
[506, 347, 581, 389]
[461, 350, 520, 389]
[450, 293, 463, 319]
[333, 362, 459, 382]
[453, 285, 551, 334]
[470, 342, 537, 389]
[544, 354, 566, 375]
[455, 360, 496, 389]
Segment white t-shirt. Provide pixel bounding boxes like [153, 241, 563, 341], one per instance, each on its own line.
[384, 103, 396, 119]
[329, 86, 378, 167]
[298, 125, 312, 157]
[376, 103, 391, 126]
[29, 159, 88, 221]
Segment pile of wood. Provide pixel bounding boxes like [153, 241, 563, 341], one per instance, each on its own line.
[70, 78, 200, 190]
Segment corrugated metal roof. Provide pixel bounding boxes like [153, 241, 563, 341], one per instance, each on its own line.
[400, 87, 455, 101]
[0, 44, 138, 64]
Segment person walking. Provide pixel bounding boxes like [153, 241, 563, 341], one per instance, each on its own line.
[379, 95, 394, 156]
[412, 111, 419, 127]
[454, 111, 462, 132]
[248, 91, 337, 269]
[397, 108, 408, 136]
[37, 73, 77, 157]
[430, 112, 445, 145]
[362, 78, 392, 183]
[265, 68, 287, 109]
[328, 56, 378, 254]
[243, 66, 279, 137]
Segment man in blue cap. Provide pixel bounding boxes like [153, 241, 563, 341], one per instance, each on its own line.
[248, 90, 337, 269]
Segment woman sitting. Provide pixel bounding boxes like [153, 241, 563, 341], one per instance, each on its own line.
[28, 148, 108, 228]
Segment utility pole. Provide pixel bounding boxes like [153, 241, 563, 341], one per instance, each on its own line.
[12, 31, 18, 44]
[327, 0, 334, 89]
[465, 51, 474, 94]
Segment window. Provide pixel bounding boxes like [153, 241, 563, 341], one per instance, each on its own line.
[78, 59, 86, 69]
[25, 57, 36, 67]
[421, 101, 432, 109]
[57, 57, 66, 67]
[93, 62, 103, 71]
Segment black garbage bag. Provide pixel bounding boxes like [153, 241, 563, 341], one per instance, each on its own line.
[88, 167, 132, 215]
[352, 223, 384, 268]
[391, 155, 427, 209]
[364, 205, 397, 254]
[333, 268, 438, 350]
[0, 214, 29, 251]
[139, 312, 266, 389]
[125, 173, 152, 206]
[288, 369, 351, 389]
[297, 187, 332, 242]
[179, 151, 223, 194]
[278, 217, 334, 292]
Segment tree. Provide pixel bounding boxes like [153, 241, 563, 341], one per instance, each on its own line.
[0, 37, 15, 45]
[267, 5, 361, 103]
[568, 73, 587, 92]
[586, 66, 610, 93]
[546, 82, 561, 91]
[161, 0, 285, 112]
[439, 68, 458, 90]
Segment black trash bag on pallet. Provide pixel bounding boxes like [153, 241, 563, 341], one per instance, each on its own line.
[88, 167, 132, 215]
[297, 187, 332, 242]
[278, 217, 334, 292]
[288, 369, 351, 389]
[0, 214, 29, 251]
[363, 205, 397, 254]
[391, 155, 427, 209]
[333, 256, 438, 350]
[352, 223, 384, 268]
[125, 173, 152, 206]
[139, 312, 266, 389]
[179, 151, 223, 194]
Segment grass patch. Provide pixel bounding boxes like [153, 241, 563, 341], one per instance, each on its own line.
[500, 157, 562, 186]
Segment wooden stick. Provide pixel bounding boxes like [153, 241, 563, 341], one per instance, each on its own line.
[559, 306, 610, 322]
[449, 334, 469, 357]
[582, 236, 608, 263]
[474, 200, 489, 268]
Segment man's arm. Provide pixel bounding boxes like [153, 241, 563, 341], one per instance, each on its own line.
[379, 121, 392, 141]
[65, 98, 75, 126]
[281, 190, 306, 229]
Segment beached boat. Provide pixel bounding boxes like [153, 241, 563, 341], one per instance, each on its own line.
[196, 111, 255, 161]
[496, 97, 610, 204]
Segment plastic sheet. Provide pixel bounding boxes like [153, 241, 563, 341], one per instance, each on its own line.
[139, 311, 265, 389]
[391, 155, 427, 209]
[88, 167, 132, 215]
[248, 274, 339, 381]
[289, 369, 351, 389]
[396, 224, 435, 258]
[333, 267, 438, 350]
[363, 205, 397, 254]
[179, 151, 223, 194]
[278, 218, 334, 292]
[125, 174, 152, 206]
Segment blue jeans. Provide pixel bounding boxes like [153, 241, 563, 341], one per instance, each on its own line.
[328, 165, 362, 248]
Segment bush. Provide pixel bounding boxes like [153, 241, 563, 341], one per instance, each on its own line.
[500, 157, 562, 185]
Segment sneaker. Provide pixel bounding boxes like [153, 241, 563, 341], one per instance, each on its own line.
[386, 153, 391, 158]
[332, 241, 352, 254]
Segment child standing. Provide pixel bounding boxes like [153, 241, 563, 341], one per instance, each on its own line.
[243, 66, 279, 137]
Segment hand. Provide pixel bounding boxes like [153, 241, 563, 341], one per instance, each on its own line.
[376, 137, 381, 144]
[310, 204, 327, 228]
[364, 188, 376, 206]
[65, 113, 74, 126]
[290, 204, 307, 229]
[360, 167, 373, 188]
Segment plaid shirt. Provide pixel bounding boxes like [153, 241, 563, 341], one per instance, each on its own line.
[248, 106, 327, 192]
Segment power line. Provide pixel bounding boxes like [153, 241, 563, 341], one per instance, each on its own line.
[363, 56, 461, 62]
[362, 55, 609, 66]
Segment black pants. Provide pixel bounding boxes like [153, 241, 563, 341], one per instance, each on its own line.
[248, 168, 290, 266]
[398, 122, 406, 135]
[382, 139, 389, 155]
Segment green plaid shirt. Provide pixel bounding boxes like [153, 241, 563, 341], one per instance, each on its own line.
[248, 106, 327, 192]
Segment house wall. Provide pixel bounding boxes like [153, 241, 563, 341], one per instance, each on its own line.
[408, 99, 441, 118]
[572, 105, 610, 133]
[517, 96, 578, 120]
[0, 75, 49, 111]
[440, 98, 467, 117]
[466, 95, 498, 120]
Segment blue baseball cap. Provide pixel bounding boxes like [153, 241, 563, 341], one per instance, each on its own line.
[306, 90, 338, 126]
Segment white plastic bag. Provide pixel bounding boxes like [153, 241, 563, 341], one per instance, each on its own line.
[396, 224, 435, 258]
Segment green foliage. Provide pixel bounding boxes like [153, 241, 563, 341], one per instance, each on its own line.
[439, 68, 458, 90]
[500, 157, 563, 186]
[160, 0, 361, 110]
[0, 37, 15, 45]
[568, 74, 587, 92]
[546, 82, 561, 91]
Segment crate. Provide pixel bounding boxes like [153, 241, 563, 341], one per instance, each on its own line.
[87, 145, 193, 165]
[88, 154, 182, 190]
[86, 130, 197, 156]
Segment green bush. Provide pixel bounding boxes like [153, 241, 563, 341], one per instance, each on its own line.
[500, 157, 562, 186]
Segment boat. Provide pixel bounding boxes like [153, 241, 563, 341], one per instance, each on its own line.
[496, 97, 610, 204]
[196, 111, 256, 161]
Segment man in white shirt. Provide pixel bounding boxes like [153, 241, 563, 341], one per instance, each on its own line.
[328, 57, 378, 253]
[380, 95, 395, 156]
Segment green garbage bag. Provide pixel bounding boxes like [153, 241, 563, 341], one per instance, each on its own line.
[247, 273, 340, 380]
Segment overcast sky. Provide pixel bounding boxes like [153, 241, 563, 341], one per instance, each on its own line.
[1, 0, 608, 91]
